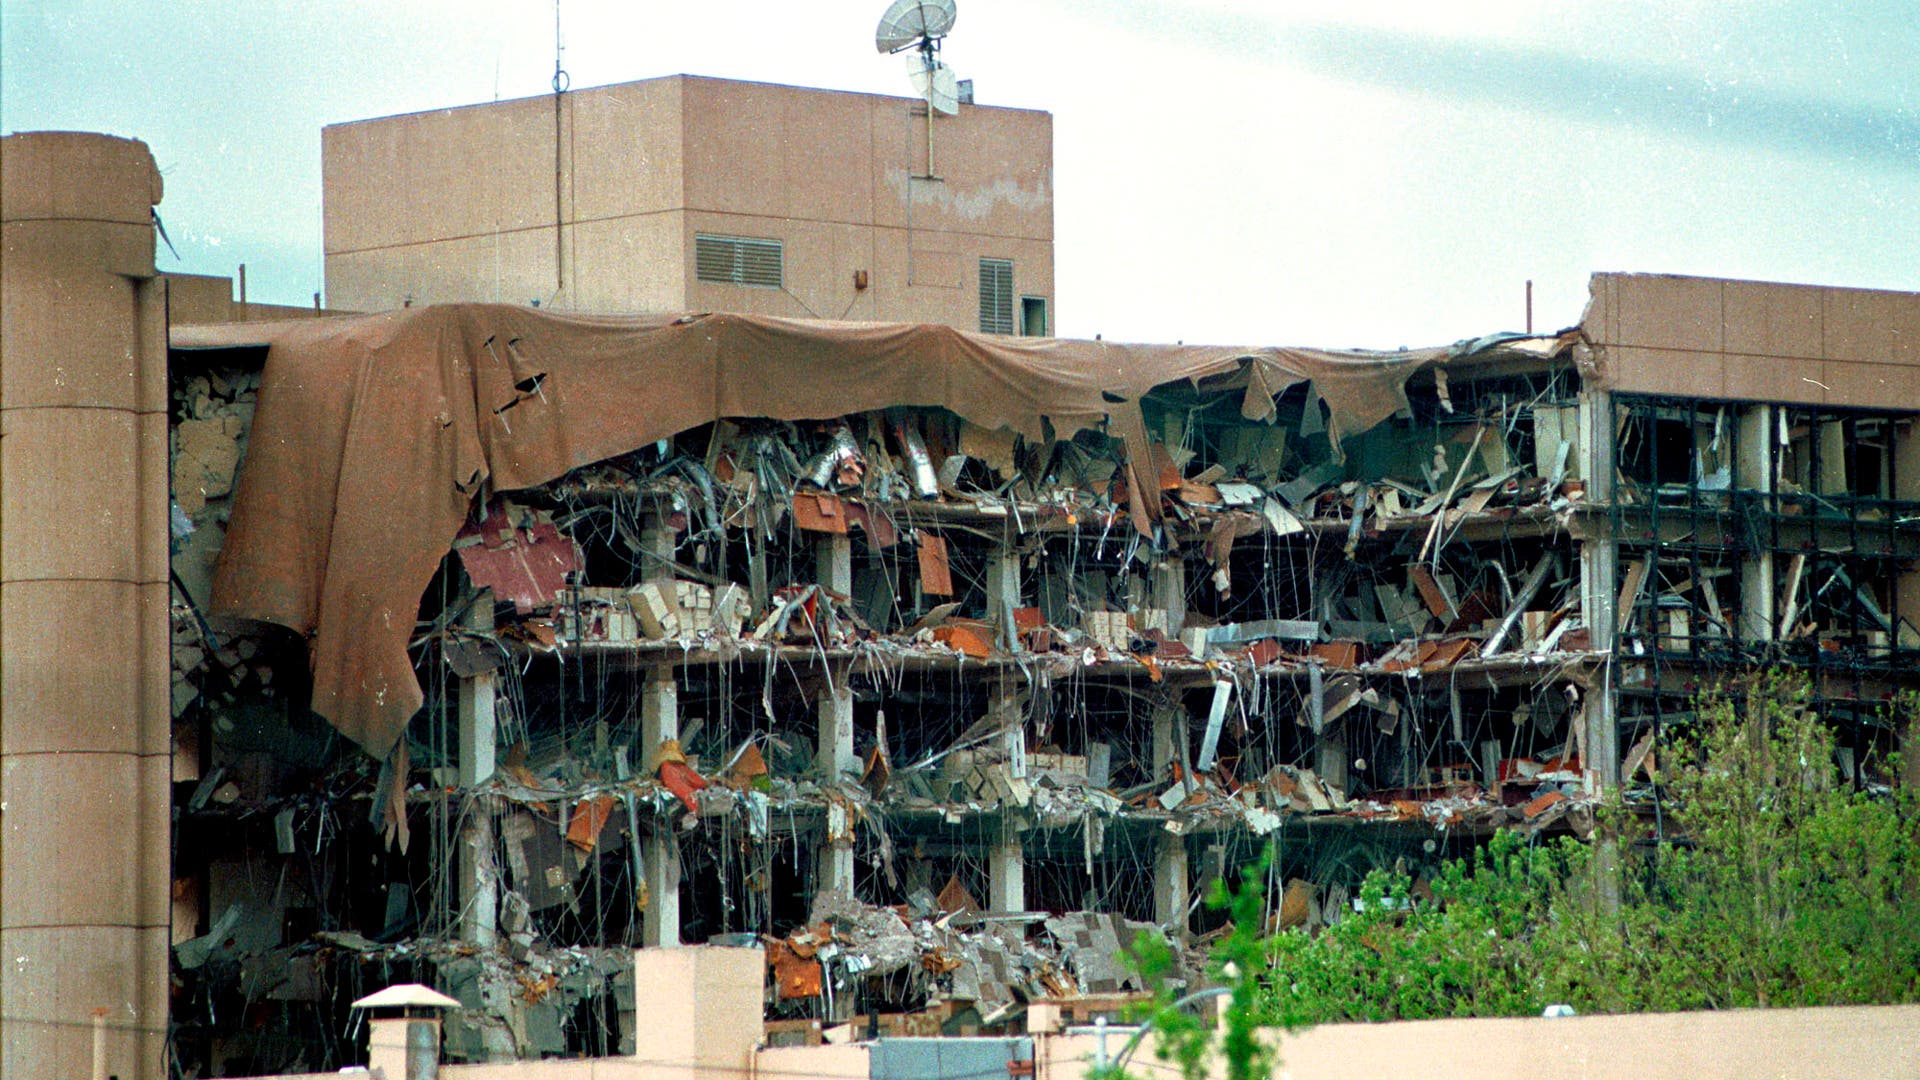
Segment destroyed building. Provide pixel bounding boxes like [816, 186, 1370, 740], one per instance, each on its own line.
[9, 130, 1920, 1080]
[156, 275, 1920, 1074]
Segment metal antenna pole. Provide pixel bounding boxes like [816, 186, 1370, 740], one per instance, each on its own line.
[924, 42, 937, 177]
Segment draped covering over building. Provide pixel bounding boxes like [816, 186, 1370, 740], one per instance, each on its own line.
[176, 305, 1462, 757]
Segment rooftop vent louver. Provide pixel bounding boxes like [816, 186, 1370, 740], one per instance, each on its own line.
[696, 235, 783, 288]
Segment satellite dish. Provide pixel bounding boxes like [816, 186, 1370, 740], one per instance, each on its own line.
[876, 0, 965, 116]
[907, 52, 961, 116]
[875, 0, 956, 54]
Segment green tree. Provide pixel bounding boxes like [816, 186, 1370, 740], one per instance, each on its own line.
[1247, 672, 1920, 1024]
[1259, 829, 1580, 1025]
[1096, 855, 1281, 1080]
[1567, 675, 1920, 1010]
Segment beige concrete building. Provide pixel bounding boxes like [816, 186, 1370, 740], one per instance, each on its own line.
[323, 75, 1055, 333]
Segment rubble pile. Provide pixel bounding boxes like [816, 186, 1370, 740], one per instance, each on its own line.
[763, 888, 1169, 1034]
[170, 365, 274, 727]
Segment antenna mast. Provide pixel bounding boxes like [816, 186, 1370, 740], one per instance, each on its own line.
[551, 0, 570, 296]
[552, 0, 570, 93]
[875, 0, 962, 179]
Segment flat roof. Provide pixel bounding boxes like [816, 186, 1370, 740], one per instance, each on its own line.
[324, 72, 1050, 131]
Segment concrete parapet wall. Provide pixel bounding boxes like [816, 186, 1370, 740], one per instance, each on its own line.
[1586, 271, 1920, 408]
[226, 1002, 1920, 1079]
[1040, 1004, 1920, 1079]
[1266, 1003, 1920, 1079]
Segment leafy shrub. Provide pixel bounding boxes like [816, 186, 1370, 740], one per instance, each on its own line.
[1105, 674, 1920, 1079]
[1253, 674, 1920, 1025]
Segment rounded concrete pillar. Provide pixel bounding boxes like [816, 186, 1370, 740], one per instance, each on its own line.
[0, 131, 171, 1080]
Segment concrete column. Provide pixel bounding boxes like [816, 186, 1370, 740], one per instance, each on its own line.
[810, 530, 858, 896]
[816, 533, 852, 596]
[1153, 836, 1189, 933]
[1574, 389, 1625, 910]
[814, 670, 856, 898]
[455, 818, 498, 951]
[1577, 389, 1621, 792]
[456, 593, 498, 948]
[816, 800, 857, 899]
[985, 542, 1020, 648]
[815, 679, 856, 782]
[457, 596, 498, 788]
[1126, 571, 1151, 627]
[1578, 389, 1621, 657]
[1150, 704, 1181, 783]
[0, 132, 171, 1080]
[988, 838, 1024, 913]
[1581, 541, 1620, 655]
[989, 674, 1027, 907]
[1314, 730, 1349, 793]
[902, 858, 934, 898]
[747, 534, 771, 615]
[993, 673, 1027, 778]
[640, 671, 679, 757]
[639, 508, 685, 943]
[1150, 557, 1187, 638]
[640, 671, 681, 947]
[1579, 389, 1616, 507]
[1737, 405, 1776, 644]
[1148, 699, 1189, 932]
[640, 510, 677, 584]
[1580, 528, 1621, 796]
[1309, 659, 1349, 790]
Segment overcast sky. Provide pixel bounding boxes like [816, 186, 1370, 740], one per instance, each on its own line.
[4, 1, 1915, 347]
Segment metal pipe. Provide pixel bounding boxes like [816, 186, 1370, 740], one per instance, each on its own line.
[91, 1008, 107, 1080]
[1482, 554, 1555, 656]
[1109, 987, 1231, 1073]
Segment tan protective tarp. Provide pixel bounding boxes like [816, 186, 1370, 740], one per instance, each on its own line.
[173, 304, 1449, 758]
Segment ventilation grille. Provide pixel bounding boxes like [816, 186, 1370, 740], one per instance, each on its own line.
[695, 235, 783, 288]
[978, 258, 1015, 334]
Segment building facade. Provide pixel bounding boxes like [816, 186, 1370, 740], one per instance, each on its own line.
[323, 75, 1055, 334]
